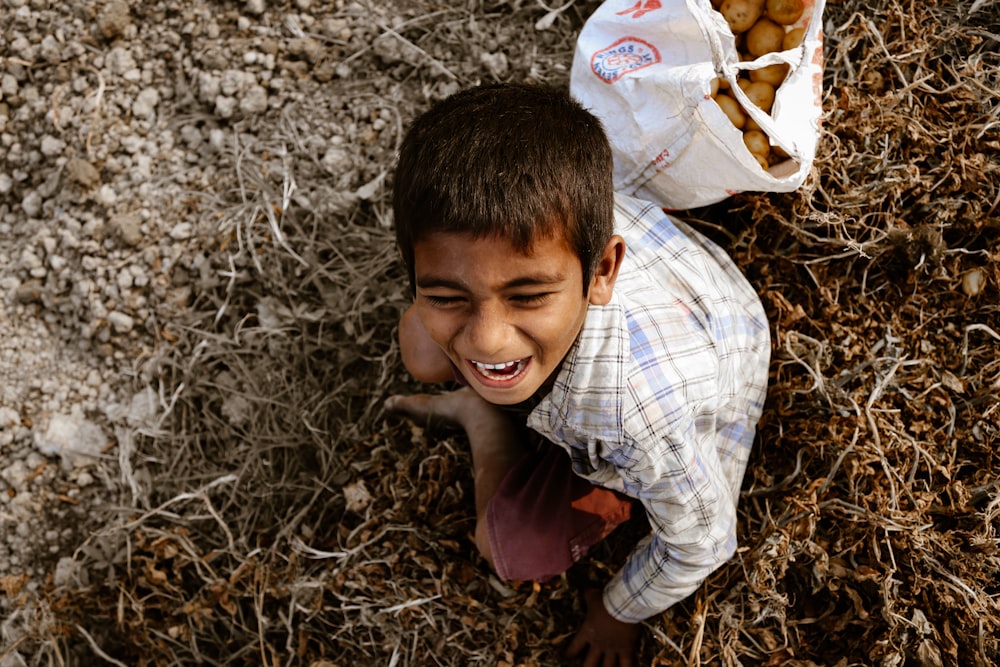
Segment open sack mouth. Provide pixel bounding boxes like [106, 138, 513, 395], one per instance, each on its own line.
[469, 358, 528, 381]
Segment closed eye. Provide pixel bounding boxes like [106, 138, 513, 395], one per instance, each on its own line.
[422, 294, 465, 307]
[510, 293, 552, 305]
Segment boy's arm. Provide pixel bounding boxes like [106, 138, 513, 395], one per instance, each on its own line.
[603, 526, 736, 622]
[602, 444, 740, 623]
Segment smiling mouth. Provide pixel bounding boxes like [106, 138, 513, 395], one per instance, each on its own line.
[469, 358, 528, 382]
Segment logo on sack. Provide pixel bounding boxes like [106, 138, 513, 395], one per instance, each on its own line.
[591, 37, 661, 84]
[653, 147, 671, 170]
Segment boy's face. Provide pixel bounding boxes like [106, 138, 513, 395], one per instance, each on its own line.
[412, 230, 623, 405]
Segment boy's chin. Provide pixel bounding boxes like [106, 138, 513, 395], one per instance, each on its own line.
[468, 379, 544, 406]
[470, 375, 559, 407]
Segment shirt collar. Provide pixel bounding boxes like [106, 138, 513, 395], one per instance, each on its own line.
[527, 295, 629, 442]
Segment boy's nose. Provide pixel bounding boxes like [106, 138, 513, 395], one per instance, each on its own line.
[465, 304, 512, 357]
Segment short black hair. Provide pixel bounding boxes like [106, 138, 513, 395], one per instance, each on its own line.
[393, 83, 614, 294]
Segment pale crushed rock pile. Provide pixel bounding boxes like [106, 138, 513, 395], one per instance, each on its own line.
[0, 0, 397, 652]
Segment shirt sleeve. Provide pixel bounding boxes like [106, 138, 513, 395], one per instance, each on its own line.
[600, 431, 740, 623]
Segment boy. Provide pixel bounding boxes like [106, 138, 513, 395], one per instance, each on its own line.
[386, 83, 770, 665]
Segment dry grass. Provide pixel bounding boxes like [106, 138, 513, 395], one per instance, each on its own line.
[10, 0, 999, 665]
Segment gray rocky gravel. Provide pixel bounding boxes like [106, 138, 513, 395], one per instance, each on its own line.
[0, 0, 399, 657]
[1, 0, 568, 660]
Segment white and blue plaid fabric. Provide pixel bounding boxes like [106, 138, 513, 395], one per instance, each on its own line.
[528, 193, 771, 622]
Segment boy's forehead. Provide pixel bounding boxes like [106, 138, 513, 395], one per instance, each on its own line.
[413, 230, 581, 281]
[415, 228, 570, 258]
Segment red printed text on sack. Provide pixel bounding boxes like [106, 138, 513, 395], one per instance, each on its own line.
[653, 148, 671, 171]
[615, 0, 662, 19]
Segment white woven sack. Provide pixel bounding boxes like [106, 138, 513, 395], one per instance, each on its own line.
[570, 0, 825, 210]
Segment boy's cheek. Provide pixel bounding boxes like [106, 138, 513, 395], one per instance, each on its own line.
[402, 307, 446, 353]
[399, 314, 457, 383]
[415, 308, 457, 341]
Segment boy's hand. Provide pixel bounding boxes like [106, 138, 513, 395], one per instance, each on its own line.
[565, 588, 640, 667]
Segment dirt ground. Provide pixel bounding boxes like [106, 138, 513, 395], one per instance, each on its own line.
[2, 0, 998, 665]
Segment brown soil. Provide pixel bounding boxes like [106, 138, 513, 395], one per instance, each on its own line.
[6, 0, 998, 665]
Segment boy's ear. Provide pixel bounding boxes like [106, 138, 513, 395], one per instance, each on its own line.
[587, 235, 626, 306]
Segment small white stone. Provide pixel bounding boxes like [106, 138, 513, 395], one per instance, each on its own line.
[34, 411, 109, 470]
[22, 190, 42, 217]
[343, 480, 373, 513]
[108, 311, 134, 333]
[245, 0, 266, 15]
[1, 73, 17, 98]
[106, 47, 137, 75]
[962, 267, 986, 297]
[96, 184, 117, 206]
[322, 145, 350, 172]
[214, 95, 236, 118]
[48, 254, 66, 272]
[179, 124, 202, 146]
[125, 386, 159, 428]
[134, 154, 152, 179]
[239, 85, 268, 114]
[169, 222, 194, 240]
[132, 87, 160, 117]
[209, 128, 227, 151]
[0, 460, 30, 491]
[220, 69, 248, 96]
[53, 556, 77, 587]
[40, 134, 66, 156]
[116, 269, 133, 290]
[480, 51, 509, 78]
[0, 406, 19, 428]
[41, 34, 62, 64]
[198, 72, 220, 103]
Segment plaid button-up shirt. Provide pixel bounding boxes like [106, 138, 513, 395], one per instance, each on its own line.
[527, 193, 771, 622]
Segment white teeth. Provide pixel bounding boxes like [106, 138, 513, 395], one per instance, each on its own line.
[470, 359, 526, 379]
[475, 360, 519, 371]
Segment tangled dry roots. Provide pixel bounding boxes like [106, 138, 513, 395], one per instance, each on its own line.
[10, 0, 998, 665]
